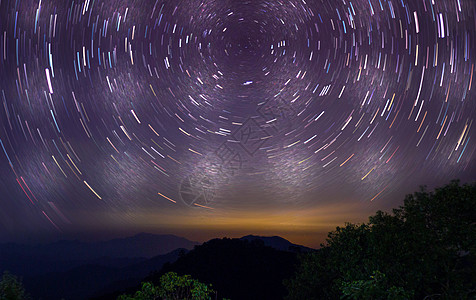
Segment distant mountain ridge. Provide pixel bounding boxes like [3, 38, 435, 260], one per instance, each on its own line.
[24, 248, 189, 300]
[0, 233, 199, 276]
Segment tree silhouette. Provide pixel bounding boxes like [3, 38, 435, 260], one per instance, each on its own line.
[285, 180, 476, 299]
[0, 271, 29, 300]
[117, 272, 215, 300]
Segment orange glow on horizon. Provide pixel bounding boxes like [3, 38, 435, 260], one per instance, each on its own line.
[72, 201, 375, 248]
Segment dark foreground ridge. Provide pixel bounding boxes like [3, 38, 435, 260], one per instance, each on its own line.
[140, 237, 301, 300]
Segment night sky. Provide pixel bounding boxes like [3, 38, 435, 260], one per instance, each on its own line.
[0, 0, 475, 247]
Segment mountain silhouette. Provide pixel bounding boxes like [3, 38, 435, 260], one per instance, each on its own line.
[0, 233, 199, 276]
[24, 248, 188, 300]
[143, 237, 304, 300]
[0, 233, 199, 299]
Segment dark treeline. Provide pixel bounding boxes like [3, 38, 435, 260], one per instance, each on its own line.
[285, 180, 475, 299]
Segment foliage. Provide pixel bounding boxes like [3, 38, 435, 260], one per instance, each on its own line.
[285, 180, 476, 299]
[117, 272, 214, 300]
[158, 272, 214, 300]
[0, 271, 29, 300]
[340, 271, 412, 300]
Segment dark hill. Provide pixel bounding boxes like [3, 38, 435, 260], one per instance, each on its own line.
[0, 233, 199, 300]
[146, 237, 300, 300]
[24, 248, 188, 300]
[0, 233, 199, 276]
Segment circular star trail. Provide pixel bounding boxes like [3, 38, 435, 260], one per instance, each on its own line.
[0, 0, 475, 231]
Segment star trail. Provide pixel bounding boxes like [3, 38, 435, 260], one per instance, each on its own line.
[0, 0, 475, 242]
